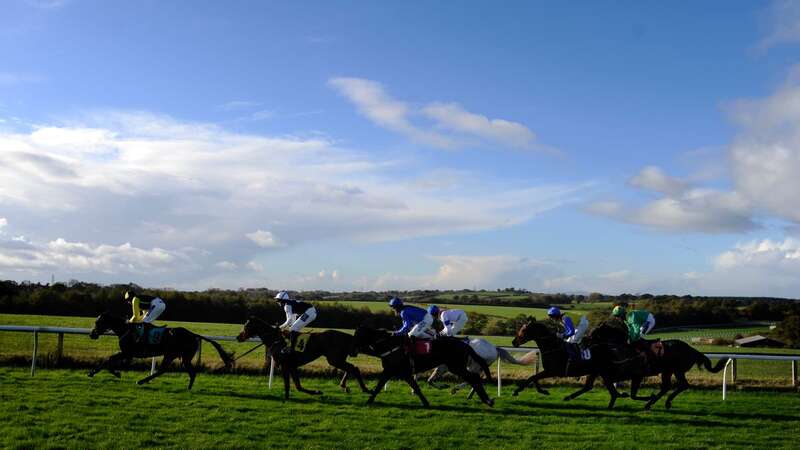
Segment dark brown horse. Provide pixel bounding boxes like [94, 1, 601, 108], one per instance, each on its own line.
[350, 326, 495, 408]
[236, 316, 369, 399]
[87, 312, 233, 389]
[588, 322, 729, 409]
[510, 318, 628, 408]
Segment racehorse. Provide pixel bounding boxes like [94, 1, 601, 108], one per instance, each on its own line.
[236, 316, 370, 399]
[426, 337, 538, 393]
[510, 318, 628, 409]
[350, 326, 495, 408]
[588, 322, 729, 409]
[87, 312, 233, 389]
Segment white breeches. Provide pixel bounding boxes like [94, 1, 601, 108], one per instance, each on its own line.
[641, 313, 656, 336]
[142, 298, 165, 323]
[289, 307, 317, 332]
[408, 313, 435, 338]
[441, 316, 467, 337]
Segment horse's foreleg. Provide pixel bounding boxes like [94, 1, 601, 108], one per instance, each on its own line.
[564, 374, 596, 401]
[427, 365, 449, 389]
[88, 352, 124, 378]
[644, 372, 672, 410]
[629, 376, 653, 402]
[290, 367, 322, 396]
[282, 364, 291, 400]
[513, 370, 550, 396]
[664, 371, 689, 410]
[404, 374, 430, 408]
[338, 371, 350, 392]
[600, 376, 624, 409]
[450, 367, 493, 407]
[367, 372, 391, 405]
[137, 355, 176, 385]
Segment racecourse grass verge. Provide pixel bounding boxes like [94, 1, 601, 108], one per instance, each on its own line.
[1, 367, 798, 449]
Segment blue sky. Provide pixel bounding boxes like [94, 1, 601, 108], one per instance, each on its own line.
[3, 0, 800, 296]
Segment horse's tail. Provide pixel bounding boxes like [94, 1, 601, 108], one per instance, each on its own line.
[466, 344, 493, 383]
[497, 347, 537, 366]
[197, 335, 234, 369]
[698, 353, 729, 373]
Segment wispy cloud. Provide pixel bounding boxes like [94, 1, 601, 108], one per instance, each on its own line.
[328, 77, 554, 153]
[0, 72, 44, 86]
[755, 0, 800, 51]
[218, 100, 262, 111]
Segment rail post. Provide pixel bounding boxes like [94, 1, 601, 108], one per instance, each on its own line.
[56, 332, 64, 364]
[31, 330, 39, 376]
[268, 357, 274, 389]
[722, 358, 734, 401]
[792, 360, 797, 388]
[150, 357, 156, 375]
[497, 358, 502, 397]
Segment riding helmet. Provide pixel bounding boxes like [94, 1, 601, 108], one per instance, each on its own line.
[388, 297, 403, 308]
[274, 291, 290, 301]
[427, 305, 440, 316]
[547, 306, 561, 317]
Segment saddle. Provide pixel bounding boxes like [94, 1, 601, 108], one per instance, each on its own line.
[564, 342, 591, 361]
[403, 338, 434, 356]
[134, 324, 168, 345]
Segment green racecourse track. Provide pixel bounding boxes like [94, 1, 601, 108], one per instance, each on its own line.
[1, 367, 799, 449]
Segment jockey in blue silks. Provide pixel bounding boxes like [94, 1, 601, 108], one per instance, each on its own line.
[389, 297, 435, 339]
[547, 306, 577, 360]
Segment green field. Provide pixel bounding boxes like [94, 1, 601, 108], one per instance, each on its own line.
[1, 367, 798, 449]
[2, 313, 800, 387]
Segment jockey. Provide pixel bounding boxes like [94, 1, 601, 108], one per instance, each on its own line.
[125, 290, 165, 324]
[625, 309, 656, 343]
[275, 291, 317, 353]
[546, 307, 575, 341]
[429, 305, 468, 337]
[125, 290, 165, 344]
[389, 297, 435, 339]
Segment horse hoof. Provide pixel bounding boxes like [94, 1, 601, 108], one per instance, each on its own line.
[665, 402, 672, 410]
[563, 396, 572, 402]
[137, 380, 146, 386]
[87, 372, 94, 378]
[512, 391, 519, 397]
[619, 393, 629, 398]
[487, 399, 495, 408]
[541, 390, 550, 396]
[450, 388, 458, 395]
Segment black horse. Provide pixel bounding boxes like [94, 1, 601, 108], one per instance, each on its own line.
[589, 321, 729, 409]
[510, 318, 628, 408]
[87, 312, 233, 389]
[350, 326, 495, 408]
[236, 316, 370, 399]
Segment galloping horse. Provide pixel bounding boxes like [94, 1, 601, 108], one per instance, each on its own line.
[236, 316, 369, 399]
[427, 337, 537, 393]
[350, 327, 495, 408]
[87, 312, 233, 389]
[510, 318, 627, 408]
[589, 322, 729, 409]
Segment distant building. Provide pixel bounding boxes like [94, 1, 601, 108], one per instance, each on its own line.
[734, 335, 785, 348]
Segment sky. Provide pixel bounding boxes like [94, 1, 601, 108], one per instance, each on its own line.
[2, 0, 800, 296]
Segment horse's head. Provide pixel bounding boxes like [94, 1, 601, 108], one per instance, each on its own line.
[89, 312, 119, 339]
[237, 316, 281, 343]
[351, 326, 390, 357]
[512, 318, 554, 347]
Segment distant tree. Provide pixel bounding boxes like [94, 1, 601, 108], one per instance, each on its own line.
[773, 314, 800, 348]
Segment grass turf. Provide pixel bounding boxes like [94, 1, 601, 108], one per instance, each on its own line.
[1, 367, 798, 449]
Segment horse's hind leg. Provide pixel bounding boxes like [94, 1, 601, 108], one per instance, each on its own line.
[328, 357, 369, 394]
[513, 370, 551, 396]
[629, 377, 654, 402]
[181, 356, 197, 390]
[664, 371, 690, 410]
[427, 365, 449, 389]
[137, 355, 176, 385]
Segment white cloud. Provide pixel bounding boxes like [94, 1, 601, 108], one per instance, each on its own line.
[329, 77, 550, 152]
[628, 166, 688, 196]
[0, 236, 185, 274]
[246, 261, 264, 272]
[218, 100, 261, 111]
[215, 261, 238, 270]
[714, 238, 800, 271]
[756, 0, 800, 50]
[0, 218, 7, 233]
[0, 111, 585, 287]
[246, 230, 282, 248]
[421, 102, 536, 149]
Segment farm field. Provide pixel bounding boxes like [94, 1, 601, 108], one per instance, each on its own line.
[1, 367, 799, 449]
